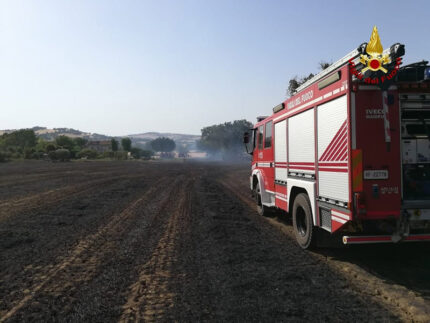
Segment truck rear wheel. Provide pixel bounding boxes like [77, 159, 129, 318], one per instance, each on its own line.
[292, 193, 315, 249]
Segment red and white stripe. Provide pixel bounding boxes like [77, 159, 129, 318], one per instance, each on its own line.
[331, 209, 351, 224]
[317, 120, 348, 172]
[319, 120, 348, 162]
[289, 162, 315, 172]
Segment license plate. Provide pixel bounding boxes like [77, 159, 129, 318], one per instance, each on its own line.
[364, 170, 388, 179]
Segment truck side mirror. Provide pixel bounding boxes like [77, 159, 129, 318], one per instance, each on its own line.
[243, 132, 250, 144]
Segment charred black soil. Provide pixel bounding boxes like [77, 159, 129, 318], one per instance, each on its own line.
[0, 161, 429, 322]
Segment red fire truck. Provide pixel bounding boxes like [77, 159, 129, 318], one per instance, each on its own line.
[244, 41, 430, 248]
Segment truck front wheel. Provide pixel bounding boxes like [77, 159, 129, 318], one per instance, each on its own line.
[292, 193, 315, 249]
[256, 185, 270, 217]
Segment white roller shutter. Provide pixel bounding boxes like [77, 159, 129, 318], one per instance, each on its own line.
[317, 95, 349, 202]
[288, 108, 315, 174]
[274, 120, 287, 181]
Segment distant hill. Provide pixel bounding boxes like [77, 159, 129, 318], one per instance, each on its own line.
[0, 127, 111, 141]
[0, 127, 200, 150]
[128, 132, 200, 150]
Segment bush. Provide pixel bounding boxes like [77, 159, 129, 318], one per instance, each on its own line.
[114, 151, 128, 160]
[0, 151, 7, 162]
[48, 150, 57, 161]
[45, 143, 57, 152]
[102, 151, 115, 159]
[141, 150, 153, 160]
[31, 151, 44, 159]
[131, 147, 143, 159]
[50, 149, 70, 162]
[77, 149, 99, 159]
[24, 148, 36, 159]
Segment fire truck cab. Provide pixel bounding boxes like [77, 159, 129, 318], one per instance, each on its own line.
[245, 51, 430, 248]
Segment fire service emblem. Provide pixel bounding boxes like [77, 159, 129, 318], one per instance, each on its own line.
[359, 26, 391, 74]
[349, 26, 405, 89]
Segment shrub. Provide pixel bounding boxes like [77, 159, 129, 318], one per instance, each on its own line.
[77, 149, 99, 159]
[48, 150, 57, 161]
[131, 147, 143, 159]
[24, 148, 36, 159]
[102, 151, 115, 159]
[50, 149, 70, 162]
[141, 150, 153, 160]
[0, 151, 7, 162]
[31, 151, 43, 159]
[45, 143, 57, 152]
[114, 151, 128, 160]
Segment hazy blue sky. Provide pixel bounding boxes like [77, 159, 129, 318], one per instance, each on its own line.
[1, 0, 429, 136]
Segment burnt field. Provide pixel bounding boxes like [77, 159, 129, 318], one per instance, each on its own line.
[0, 160, 429, 322]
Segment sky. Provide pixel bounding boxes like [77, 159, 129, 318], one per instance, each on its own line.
[1, 0, 429, 136]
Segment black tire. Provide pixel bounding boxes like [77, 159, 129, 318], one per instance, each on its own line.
[292, 193, 315, 249]
[255, 185, 271, 217]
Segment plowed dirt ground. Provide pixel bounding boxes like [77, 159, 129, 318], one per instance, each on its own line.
[1, 160, 429, 322]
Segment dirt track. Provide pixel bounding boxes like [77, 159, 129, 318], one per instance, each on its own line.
[0, 160, 429, 322]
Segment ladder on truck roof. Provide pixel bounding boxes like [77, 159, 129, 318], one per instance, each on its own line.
[294, 45, 393, 94]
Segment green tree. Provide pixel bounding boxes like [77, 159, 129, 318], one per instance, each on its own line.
[45, 143, 57, 153]
[121, 137, 132, 152]
[198, 119, 253, 160]
[319, 61, 331, 70]
[111, 138, 119, 151]
[73, 137, 88, 149]
[55, 136, 75, 150]
[150, 137, 176, 153]
[287, 73, 314, 97]
[35, 138, 49, 153]
[1, 129, 37, 150]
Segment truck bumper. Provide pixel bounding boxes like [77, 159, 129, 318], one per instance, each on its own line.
[342, 234, 430, 245]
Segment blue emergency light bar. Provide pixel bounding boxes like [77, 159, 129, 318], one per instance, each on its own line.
[425, 67, 430, 80]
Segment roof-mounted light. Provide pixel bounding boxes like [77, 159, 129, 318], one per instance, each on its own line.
[424, 67, 430, 80]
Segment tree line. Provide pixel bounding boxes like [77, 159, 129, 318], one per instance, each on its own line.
[198, 119, 253, 160]
[0, 129, 177, 162]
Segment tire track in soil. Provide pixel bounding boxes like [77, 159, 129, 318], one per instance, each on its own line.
[0, 174, 139, 223]
[119, 177, 194, 322]
[218, 172, 429, 322]
[0, 174, 179, 322]
[0, 170, 121, 201]
[194, 177, 398, 321]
